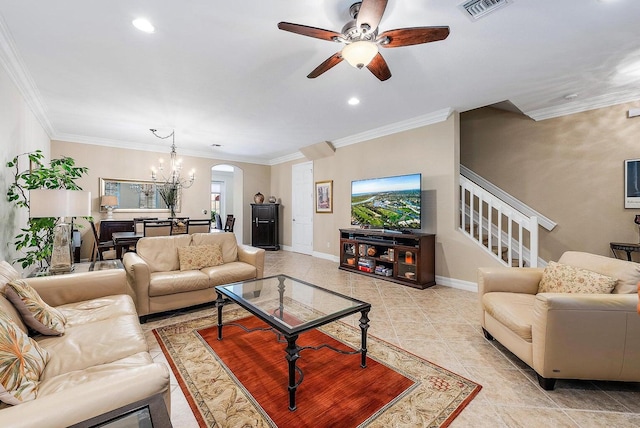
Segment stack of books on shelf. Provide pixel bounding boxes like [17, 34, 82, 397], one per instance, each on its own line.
[358, 258, 375, 273]
[375, 265, 393, 277]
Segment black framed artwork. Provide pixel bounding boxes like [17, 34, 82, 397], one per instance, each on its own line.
[625, 159, 640, 208]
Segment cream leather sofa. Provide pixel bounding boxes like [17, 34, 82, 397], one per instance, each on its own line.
[0, 267, 170, 427]
[479, 251, 640, 390]
[123, 232, 265, 320]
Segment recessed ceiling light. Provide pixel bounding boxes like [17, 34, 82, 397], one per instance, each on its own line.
[348, 97, 360, 106]
[564, 93, 579, 100]
[132, 18, 155, 34]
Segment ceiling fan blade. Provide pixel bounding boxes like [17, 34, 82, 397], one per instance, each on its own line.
[366, 53, 391, 81]
[379, 26, 450, 48]
[307, 52, 344, 79]
[356, 0, 388, 33]
[278, 22, 342, 42]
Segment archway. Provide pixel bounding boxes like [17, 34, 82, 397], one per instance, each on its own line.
[211, 164, 244, 243]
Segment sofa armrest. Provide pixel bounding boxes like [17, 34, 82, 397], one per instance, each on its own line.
[24, 270, 127, 307]
[532, 293, 640, 379]
[0, 363, 170, 428]
[478, 267, 543, 296]
[237, 244, 266, 279]
[122, 252, 152, 316]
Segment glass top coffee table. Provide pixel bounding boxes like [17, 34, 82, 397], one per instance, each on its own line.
[215, 274, 371, 411]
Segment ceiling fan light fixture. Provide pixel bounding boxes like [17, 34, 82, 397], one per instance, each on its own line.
[342, 41, 378, 69]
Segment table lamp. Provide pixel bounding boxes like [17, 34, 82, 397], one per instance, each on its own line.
[30, 189, 91, 274]
[101, 195, 118, 219]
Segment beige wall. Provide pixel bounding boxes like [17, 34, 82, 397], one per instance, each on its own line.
[271, 113, 500, 283]
[0, 65, 51, 271]
[461, 102, 640, 262]
[51, 140, 270, 259]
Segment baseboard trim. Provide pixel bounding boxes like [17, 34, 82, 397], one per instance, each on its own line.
[276, 248, 477, 291]
[435, 275, 478, 293]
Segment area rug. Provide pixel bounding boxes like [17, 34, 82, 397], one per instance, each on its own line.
[153, 308, 481, 427]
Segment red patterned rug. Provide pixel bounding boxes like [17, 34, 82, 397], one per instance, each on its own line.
[154, 308, 481, 427]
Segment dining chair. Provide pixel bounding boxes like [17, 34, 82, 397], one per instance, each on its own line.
[224, 215, 235, 232]
[214, 214, 223, 230]
[143, 220, 173, 237]
[90, 221, 116, 261]
[186, 219, 212, 234]
[133, 217, 158, 234]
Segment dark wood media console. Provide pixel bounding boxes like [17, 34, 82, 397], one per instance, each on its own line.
[339, 229, 436, 289]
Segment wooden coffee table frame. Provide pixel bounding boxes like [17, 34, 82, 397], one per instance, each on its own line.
[215, 274, 371, 411]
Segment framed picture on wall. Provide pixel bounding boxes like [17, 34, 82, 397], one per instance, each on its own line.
[625, 159, 640, 208]
[315, 180, 333, 213]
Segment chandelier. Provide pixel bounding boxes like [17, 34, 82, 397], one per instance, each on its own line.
[149, 129, 195, 189]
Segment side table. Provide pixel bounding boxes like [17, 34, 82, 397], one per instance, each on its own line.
[610, 242, 640, 261]
[28, 260, 124, 277]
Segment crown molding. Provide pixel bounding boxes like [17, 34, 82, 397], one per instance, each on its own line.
[525, 92, 640, 121]
[0, 13, 55, 137]
[54, 133, 273, 166]
[268, 151, 305, 166]
[331, 108, 454, 149]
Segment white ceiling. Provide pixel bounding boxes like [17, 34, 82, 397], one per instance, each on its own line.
[1, 0, 640, 165]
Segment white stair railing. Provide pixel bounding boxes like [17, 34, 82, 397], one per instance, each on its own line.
[460, 175, 539, 267]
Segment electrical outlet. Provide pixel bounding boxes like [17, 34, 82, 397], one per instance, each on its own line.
[327, 242, 331, 248]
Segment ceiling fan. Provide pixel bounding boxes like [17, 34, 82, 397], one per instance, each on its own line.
[277, 0, 450, 81]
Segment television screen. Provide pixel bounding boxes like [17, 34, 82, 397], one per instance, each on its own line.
[351, 173, 422, 230]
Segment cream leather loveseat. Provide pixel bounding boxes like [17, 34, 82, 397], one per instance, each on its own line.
[0, 265, 170, 427]
[479, 251, 640, 390]
[123, 232, 265, 320]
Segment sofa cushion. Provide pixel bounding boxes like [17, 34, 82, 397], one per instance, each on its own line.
[36, 309, 147, 379]
[192, 232, 238, 263]
[136, 234, 193, 272]
[558, 251, 640, 294]
[482, 292, 536, 342]
[0, 311, 50, 405]
[202, 262, 258, 287]
[538, 261, 617, 294]
[57, 295, 138, 327]
[4, 279, 67, 336]
[177, 244, 223, 271]
[148, 271, 210, 297]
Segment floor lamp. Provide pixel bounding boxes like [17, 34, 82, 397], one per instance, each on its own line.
[29, 189, 91, 274]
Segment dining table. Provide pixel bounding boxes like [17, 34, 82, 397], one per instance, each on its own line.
[112, 231, 144, 259]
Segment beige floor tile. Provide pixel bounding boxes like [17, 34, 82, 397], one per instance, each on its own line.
[565, 410, 640, 427]
[494, 406, 578, 428]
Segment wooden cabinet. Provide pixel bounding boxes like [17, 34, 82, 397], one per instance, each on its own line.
[251, 204, 280, 250]
[98, 220, 134, 241]
[339, 229, 435, 289]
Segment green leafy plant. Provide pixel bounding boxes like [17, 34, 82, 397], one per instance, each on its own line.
[6, 150, 89, 269]
[158, 184, 178, 218]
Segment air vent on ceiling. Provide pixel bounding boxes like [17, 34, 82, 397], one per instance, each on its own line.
[460, 0, 511, 21]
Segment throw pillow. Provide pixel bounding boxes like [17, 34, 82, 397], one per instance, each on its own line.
[178, 244, 224, 271]
[0, 311, 50, 405]
[4, 279, 67, 336]
[538, 261, 617, 294]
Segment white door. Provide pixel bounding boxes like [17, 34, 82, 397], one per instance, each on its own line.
[292, 161, 313, 255]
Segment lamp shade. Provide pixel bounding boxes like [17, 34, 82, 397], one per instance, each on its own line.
[341, 41, 378, 69]
[29, 189, 91, 218]
[101, 195, 118, 207]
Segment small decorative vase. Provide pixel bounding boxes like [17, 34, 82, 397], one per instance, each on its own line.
[268, 196, 277, 203]
[254, 192, 264, 204]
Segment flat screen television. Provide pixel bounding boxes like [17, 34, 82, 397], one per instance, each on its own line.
[351, 173, 422, 231]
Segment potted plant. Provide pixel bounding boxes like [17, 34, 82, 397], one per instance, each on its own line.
[6, 150, 89, 269]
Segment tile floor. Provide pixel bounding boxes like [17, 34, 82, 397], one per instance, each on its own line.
[142, 251, 640, 427]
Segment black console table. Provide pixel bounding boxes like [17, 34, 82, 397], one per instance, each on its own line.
[610, 242, 640, 261]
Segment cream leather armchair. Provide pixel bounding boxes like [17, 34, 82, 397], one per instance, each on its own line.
[478, 251, 640, 390]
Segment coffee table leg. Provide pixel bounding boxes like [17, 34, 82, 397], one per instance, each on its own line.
[285, 334, 300, 411]
[216, 292, 224, 340]
[359, 309, 370, 368]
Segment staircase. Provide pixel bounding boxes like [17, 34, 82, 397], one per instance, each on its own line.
[459, 167, 554, 268]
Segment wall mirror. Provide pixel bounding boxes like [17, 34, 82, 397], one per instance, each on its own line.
[99, 178, 181, 213]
